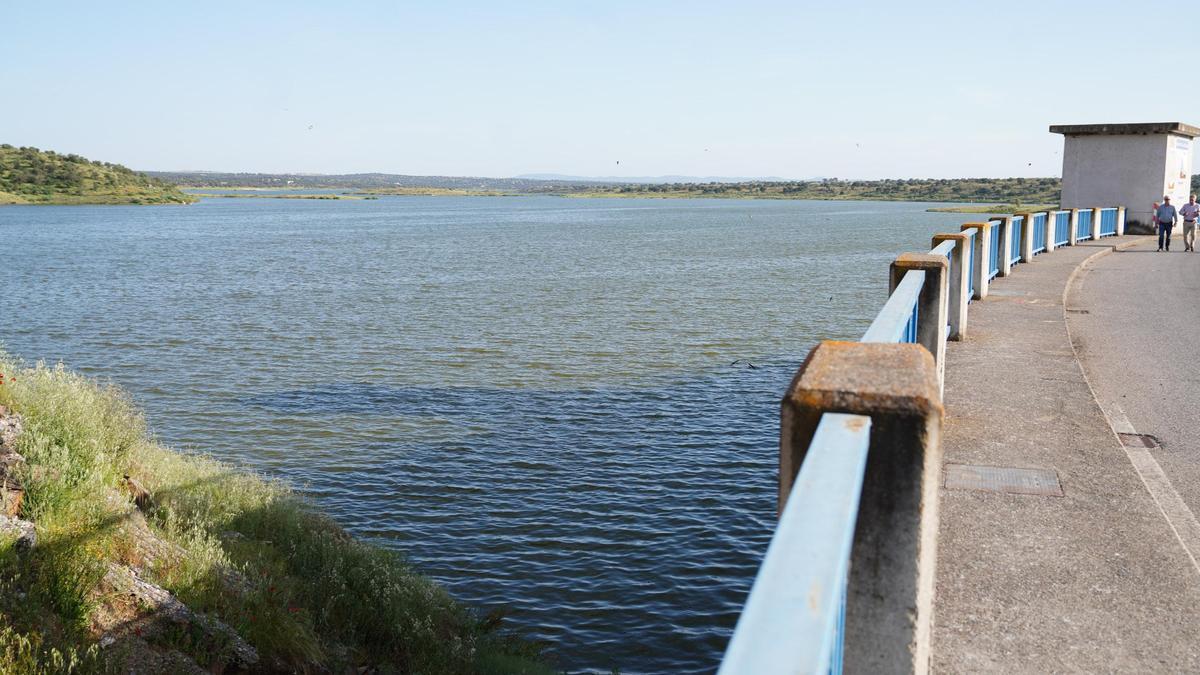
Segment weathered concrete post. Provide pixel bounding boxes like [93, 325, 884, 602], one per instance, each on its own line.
[932, 233, 969, 341]
[1091, 207, 1102, 240]
[1045, 211, 1058, 253]
[1018, 213, 1034, 262]
[1068, 208, 1080, 246]
[1117, 206, 1127, 236]
[996, 217, 1014, 276]
[780, 341, 942, 675]
[889, 253, 948, 396]
[961, 223, 989, 300]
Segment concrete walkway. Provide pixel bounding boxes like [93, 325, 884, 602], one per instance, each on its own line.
[932, 235, 1200, 673]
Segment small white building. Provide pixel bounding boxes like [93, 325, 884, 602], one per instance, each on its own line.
[1050, 122, 1198, 229]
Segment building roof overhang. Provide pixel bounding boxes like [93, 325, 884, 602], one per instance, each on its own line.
[1050, 122, 1200, 138]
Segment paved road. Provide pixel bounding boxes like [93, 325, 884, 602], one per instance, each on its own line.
[1068, 235, 1200, 563]
[935, 235, 1200, 672]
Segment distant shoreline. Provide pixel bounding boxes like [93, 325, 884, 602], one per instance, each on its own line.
[182, 186, 1059, 209]
[0, 193, 196, 206]
[925, 203, 1058, 214]
[188, 192, 373, 200]
[160, 172, 1072, 204]
[184, 186, 515, 198]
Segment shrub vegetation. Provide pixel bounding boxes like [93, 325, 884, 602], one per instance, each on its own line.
[0, 146, 194, 205]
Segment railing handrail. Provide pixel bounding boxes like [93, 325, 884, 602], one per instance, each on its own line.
[718, 413, 872, 675]
[929, 239, 955, 257]
[861, 269, 925, 343]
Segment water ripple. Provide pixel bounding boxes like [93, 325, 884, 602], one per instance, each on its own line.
[0, 196, 968, 673]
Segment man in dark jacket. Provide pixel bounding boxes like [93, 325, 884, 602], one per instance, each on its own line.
[1157, 196, 1178, 251]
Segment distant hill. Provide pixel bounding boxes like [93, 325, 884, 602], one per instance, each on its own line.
[146, 171, 610, 192]
[146, 170, 1200, 206]
[561, 177, 1065, 203]
[0, 145, 194, 205]
[146, 170, 1071, 204]
[515, 173, 796, 184]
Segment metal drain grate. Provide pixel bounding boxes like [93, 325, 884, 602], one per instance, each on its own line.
[944, 464, 1064, 496]
[1118, 433, 1160, 449]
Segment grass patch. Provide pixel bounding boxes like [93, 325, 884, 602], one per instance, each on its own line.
[0, 354, 553, 673]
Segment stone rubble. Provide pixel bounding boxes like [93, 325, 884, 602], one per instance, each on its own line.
[0, 405, 26, 518]
[101, 563, 260, 669]
[0, 514, 35, 550]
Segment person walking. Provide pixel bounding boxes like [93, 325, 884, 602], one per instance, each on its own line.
[1181, 194, 1200, 252]
[1157, 196, 1178, 251]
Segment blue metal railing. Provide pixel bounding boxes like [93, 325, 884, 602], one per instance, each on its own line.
[1099, 208, 1118, 237]
[930, 238, 956, 338]
[722, 203, 1125, 674]
[718, 412, 871, 675]
[988, 221, 1001, 279]
[862, 270, 925, 344]
[1031, 213, 1047, 254]
[1077, 210, 1093, 241]
[724, 265, 926, 672]
[1010, 216, 1024, 264]
[930, 239, 955, 260]
[965, 228, 977, 300]
[737, 265, 926, 671]
[1053, 211, 1070, 247]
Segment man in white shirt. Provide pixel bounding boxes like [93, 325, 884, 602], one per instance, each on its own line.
[1181, 194, 1200, 252]
[1157, 196, 1179, 251]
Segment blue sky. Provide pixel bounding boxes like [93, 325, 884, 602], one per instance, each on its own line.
[4, 0, 1197, 179]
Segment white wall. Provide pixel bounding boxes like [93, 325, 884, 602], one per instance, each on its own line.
[1059, 134, 1183, 226]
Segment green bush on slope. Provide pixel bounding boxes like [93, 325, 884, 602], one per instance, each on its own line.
[0, 145, 194, 205]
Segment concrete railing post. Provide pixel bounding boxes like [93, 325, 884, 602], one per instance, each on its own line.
[932, 233, 969, 341]
[780, 341, 942, 675]
[1018, 212, 1034, 263]
[1045, 211, 1058, 253]
[961, 223, 989, 300]
[1091, 207, 1102, 241]
[889, 253, 948, 396]
[1068, 208, 1080, 246]
[997, 217, 1014, 276]
[1117, 206, 1126, 236]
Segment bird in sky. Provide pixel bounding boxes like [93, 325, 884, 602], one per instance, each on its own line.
[307, 124, 315, 130]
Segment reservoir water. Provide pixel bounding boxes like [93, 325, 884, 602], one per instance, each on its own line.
[0, 196, 968, 673]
